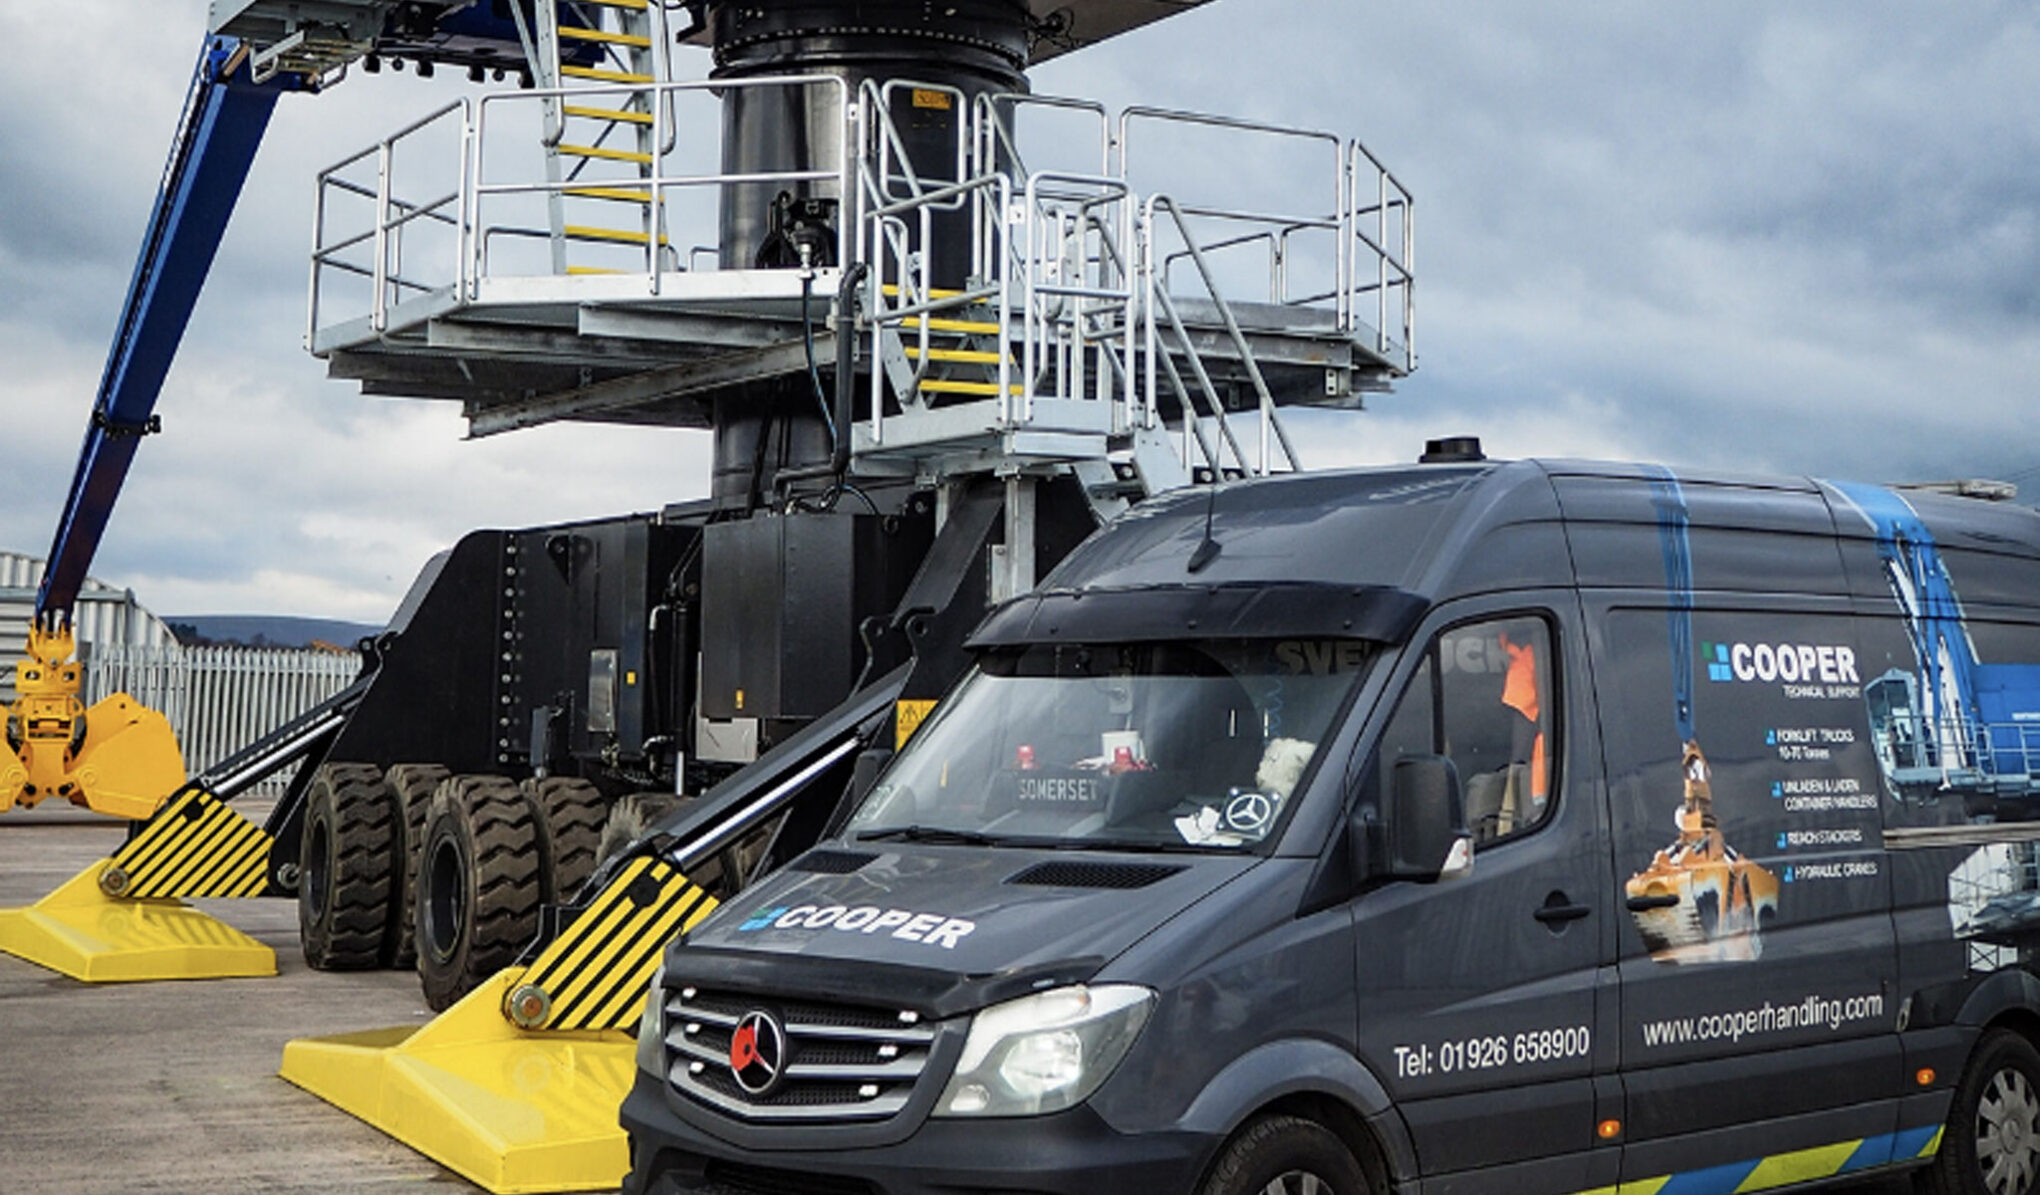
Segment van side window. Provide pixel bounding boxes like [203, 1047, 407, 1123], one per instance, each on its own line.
[1379, 616, 1556, 847]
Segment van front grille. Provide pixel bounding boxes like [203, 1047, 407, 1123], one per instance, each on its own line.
[663, 985, 936, 1122]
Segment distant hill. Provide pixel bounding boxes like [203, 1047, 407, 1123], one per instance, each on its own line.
[165, 615, 383, 650]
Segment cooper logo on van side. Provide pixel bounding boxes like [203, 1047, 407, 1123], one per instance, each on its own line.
[1703, 642, 1860, 686]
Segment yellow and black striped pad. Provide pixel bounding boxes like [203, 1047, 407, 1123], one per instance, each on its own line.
[512, 857, 717, 1033]
[106, 789, 271, 900]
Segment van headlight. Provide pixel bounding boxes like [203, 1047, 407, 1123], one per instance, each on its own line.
[934, 984, 1153, 1117]
[634, 964, 668, 1075]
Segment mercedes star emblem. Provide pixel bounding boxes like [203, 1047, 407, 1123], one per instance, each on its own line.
[729, 1009, 788, 1096]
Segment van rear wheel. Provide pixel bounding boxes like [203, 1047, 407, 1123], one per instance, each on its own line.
[1199, 1114, 1369, 1195]
[1921, 1028, 2040, 1195]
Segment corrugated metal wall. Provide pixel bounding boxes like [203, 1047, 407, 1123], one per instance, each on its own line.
[1, 550, 178, 702]
[84, 643, 364, 797]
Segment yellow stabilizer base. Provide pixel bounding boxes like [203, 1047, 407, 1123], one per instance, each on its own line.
[0, 860, 275, 981]
[280, 967, 635, 1195]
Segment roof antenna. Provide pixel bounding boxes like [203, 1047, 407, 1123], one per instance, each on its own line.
[1187, 473, 1222, 573]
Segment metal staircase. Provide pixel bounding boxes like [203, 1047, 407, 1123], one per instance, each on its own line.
[307, 65, 1416, 504]
[528, 0, 673, 276]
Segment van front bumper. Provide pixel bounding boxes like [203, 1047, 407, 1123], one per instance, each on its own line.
[620, 1072, 1213, 1195]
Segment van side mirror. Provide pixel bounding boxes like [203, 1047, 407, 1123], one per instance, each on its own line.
[1349, 754, 1472, 884]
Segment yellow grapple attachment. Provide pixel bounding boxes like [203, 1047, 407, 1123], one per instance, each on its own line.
[2, 626, 184, 819]
[0, 631, 274, 982]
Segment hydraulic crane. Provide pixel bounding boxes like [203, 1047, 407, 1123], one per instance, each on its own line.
[0, 37, 301, 820]
[5, 2, 1418, 1188]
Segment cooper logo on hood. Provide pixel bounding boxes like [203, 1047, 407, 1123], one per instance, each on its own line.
[737, 903, 977, 949]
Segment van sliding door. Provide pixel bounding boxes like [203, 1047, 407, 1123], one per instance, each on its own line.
[1594, 599, 1902, 1186]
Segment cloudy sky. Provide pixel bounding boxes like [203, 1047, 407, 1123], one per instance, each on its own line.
[2, 1, 2037, 624]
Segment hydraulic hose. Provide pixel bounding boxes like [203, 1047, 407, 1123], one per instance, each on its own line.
[833, 261, 870, 480]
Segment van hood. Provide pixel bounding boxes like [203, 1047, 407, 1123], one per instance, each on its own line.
[673, 844, 1258, 1016]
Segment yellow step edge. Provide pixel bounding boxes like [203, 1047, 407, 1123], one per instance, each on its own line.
[563, 103, 654, 126]
[566, 266, 629, 276]
[558, 26, 653, 48]
[0, 859, 275, 982]
[280, 969, 632, 1195]
[880, 283, 967, 299]
[565, 185, 658, 203]
[918, 379, 1025, 396]
[560, 65, 654, 84]
[581, 0, 648, 8]
[559, 143, 654, 165]
[903, 316, 1002, 335]
[564, 224, 670, 246]
[904, 347, 1004, 364]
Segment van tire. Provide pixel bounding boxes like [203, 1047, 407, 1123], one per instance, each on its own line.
[414, 775, 543, 1011]
[298, 763, 398, 971]
[1920, 1027, 2040, 1195]
[1199, 1114, 1370, 1195]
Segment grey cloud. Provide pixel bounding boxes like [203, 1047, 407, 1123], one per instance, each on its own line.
[10, 1, 2040, 619]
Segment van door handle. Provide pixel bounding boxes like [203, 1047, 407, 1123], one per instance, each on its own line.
[1626, 894, 1680, 911]
[1534, 899, 1592, 925]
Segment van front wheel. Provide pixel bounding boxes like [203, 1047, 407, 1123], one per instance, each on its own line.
[1200, 1114, 1370, 1195]
[1922, 1028, 2040, 1195]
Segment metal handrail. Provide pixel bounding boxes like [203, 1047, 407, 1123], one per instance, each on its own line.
[310, 98, 470, 340]
[1143, 194, 1300, 476]
[1119, 106, 1347, 330]
[1346, 138, 1415, 364]
[863, 171, 1014, 439]
[475, 75, 852, 291]
[1021, 173, 1133, 421]
[973, 92, 1111, 183]
[868, 79, 970, 206]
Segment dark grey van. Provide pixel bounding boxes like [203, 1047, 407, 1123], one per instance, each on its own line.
[621, 459, 2040, 1195]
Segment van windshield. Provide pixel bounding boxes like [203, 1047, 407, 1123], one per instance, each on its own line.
[847, 639, 1371, 851]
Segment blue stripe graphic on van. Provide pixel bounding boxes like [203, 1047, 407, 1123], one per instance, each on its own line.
[1654, 1158, 1758, 1195]
[1644, 466, 1696, 742]
[1568, 1123, 1941, 1195]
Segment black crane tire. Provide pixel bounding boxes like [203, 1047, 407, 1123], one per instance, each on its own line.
[522, 776, 607, 906]
[414, 774, 543, 1011]
[298, 762, 398, 971]
[381, 762, 451, 970]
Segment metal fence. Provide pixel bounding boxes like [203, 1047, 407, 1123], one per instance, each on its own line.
[1, 550, 179, 703]
[83, 643, 364, 797]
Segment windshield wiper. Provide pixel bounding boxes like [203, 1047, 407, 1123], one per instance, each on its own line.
[855, 825, 1003, 846]
[1044, 837, 1224, 854]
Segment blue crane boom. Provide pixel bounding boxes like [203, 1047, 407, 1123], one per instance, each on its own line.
[36, 37, 296, 624]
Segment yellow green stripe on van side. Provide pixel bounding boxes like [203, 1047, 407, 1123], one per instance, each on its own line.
[1568, 1124, 1941, 1195]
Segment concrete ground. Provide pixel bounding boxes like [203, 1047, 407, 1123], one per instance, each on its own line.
[0, 803, 497, 1195]
[0, 804, 1919, 1195]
